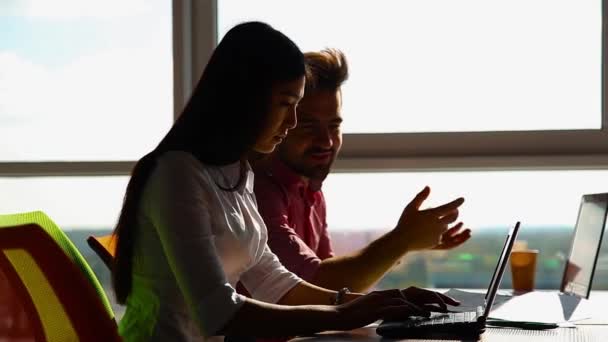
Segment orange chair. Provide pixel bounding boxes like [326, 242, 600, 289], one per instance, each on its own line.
[87, 234, 117, 271]
[0, 211, 121, 341]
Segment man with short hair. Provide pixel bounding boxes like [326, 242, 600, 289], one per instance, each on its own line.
[252, 49, 471, 293]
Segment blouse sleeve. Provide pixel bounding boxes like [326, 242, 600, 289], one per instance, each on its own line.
[144, 151, 245, 337]
[239, 244, 303, 303]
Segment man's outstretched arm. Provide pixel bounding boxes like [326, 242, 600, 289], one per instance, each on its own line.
[313, 186, 470, 292]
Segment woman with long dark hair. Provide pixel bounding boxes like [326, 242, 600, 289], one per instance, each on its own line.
[112, 21, 457, 341]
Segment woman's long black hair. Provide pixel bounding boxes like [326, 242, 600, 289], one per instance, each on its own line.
[112, 21, 306, 303]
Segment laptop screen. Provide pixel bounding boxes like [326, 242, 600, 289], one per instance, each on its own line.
[482, 221, 520, 318]
[561, 193, 608, 299]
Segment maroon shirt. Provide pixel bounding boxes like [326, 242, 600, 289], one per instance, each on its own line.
[232, 157, 334, 341]
[252, 156, 334, 282]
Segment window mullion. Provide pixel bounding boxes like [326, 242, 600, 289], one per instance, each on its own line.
[0, 162, 134, 177]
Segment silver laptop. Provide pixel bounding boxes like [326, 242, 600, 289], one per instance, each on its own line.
[376, 222, 520, 339]
[560, 193, 608, 299]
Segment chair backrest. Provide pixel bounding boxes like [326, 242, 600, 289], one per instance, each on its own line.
[0, 211, 121, 341]
[86, 234, 117, 271]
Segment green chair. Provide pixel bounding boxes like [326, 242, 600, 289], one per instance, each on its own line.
[0, 211, 121, 341]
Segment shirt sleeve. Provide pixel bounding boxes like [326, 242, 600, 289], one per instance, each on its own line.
[254, 174, 324, 282]
[315, 191, 334, 260]
[316, 225, 334, 260]
[239, 245, 303, 303]
[144, 151, 245, 337]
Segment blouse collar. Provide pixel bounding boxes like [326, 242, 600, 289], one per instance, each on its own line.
[209, 160, 254, 194]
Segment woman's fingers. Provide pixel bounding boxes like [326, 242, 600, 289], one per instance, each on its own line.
[435, 292, 460, 306]
[379, 299, 430, 319]
[417, 289, 460, 306]
[429, 291, 448, 311]
[402, 287, 461, 308]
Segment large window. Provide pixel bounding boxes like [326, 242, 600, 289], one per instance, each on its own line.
[215, 0, 608, 291]
[1, 1, 608, 314]
[0, 0, 173, 319]
[217, 0, 608, 169]
[219, 0, 602, 134]
[0, 0, 173, 161]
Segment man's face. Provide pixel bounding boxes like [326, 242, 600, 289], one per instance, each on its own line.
[278, 89, 343, 181]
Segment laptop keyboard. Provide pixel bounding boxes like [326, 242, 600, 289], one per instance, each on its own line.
[403, 310, 479, 327]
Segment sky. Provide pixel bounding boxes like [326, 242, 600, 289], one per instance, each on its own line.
[0, 0, 173, 161]
[1, 0, 606, 231]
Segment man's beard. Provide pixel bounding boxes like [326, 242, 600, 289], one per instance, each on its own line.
[281, 150, 335, 181]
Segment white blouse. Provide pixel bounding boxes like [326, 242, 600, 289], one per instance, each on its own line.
[118, 151, 303, 341]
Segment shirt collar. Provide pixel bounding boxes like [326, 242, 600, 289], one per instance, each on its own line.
[245, 167, 255, 194]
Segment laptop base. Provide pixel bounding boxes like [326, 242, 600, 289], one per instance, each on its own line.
[376, 321, 484, 340]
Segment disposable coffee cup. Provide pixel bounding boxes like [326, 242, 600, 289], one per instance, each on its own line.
[510, 249, 538, 293]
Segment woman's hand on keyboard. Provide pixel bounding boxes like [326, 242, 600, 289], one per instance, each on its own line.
[400, 287, 460, 313]
[334, 289, 431, 330]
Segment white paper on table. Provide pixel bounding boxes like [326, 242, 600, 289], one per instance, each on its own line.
[488, 291, 593, 324]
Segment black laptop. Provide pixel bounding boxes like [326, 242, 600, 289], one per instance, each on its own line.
[376, 221, 521, 340]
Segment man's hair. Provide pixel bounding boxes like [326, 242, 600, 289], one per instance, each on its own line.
[304, 48, 349, 93]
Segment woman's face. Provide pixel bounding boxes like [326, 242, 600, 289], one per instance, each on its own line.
[254, 76, 305, 153]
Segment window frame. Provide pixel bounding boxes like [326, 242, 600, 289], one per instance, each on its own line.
[0, 0, 606, 178]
